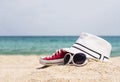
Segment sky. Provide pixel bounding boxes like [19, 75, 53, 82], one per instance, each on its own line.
[0, 0, 120, 36]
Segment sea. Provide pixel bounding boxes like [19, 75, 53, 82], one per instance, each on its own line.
[0, 36, 120, 57]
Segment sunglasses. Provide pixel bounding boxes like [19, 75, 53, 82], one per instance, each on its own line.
[64, 53, 88, 66]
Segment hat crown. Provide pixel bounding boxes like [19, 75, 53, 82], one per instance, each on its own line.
[75, 32, 112, 59]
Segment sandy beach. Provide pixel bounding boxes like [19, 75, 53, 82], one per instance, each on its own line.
[0, 55, 120, 82]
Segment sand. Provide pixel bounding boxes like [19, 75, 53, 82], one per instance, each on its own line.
[0, 55, 120, 82]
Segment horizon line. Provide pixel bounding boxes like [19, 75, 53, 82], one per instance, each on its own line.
[0, 34, 120, 37]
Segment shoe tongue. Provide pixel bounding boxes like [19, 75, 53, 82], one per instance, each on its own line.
[59, 50, 62, 54]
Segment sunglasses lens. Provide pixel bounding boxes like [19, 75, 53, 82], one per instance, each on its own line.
[73, 53, 87, 64]
[64, 53, 71, 65]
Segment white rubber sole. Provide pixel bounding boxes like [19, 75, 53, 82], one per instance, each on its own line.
[39, 58, 64, 65]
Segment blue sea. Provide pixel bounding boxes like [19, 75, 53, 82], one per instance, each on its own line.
[0, 36, 120, 57]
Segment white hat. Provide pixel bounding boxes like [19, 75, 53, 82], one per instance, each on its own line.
[63, 32, 112, 62]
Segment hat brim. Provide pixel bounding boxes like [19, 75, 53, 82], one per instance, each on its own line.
[62, 48, 110, 62]
[62, 48, 82, 54]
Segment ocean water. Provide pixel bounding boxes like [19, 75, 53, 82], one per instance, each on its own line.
[0, 36, 120, 57]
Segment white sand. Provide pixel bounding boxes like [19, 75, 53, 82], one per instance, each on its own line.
[0, 55, 120, 82]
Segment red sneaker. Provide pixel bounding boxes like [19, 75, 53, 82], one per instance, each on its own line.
[39, 49, 68, 65]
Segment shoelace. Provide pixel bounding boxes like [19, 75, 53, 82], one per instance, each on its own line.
[52, 50, 61, 57]
[44, 49, 62, 59]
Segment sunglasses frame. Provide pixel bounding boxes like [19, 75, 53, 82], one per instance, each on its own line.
[64, 53, 88, 66]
